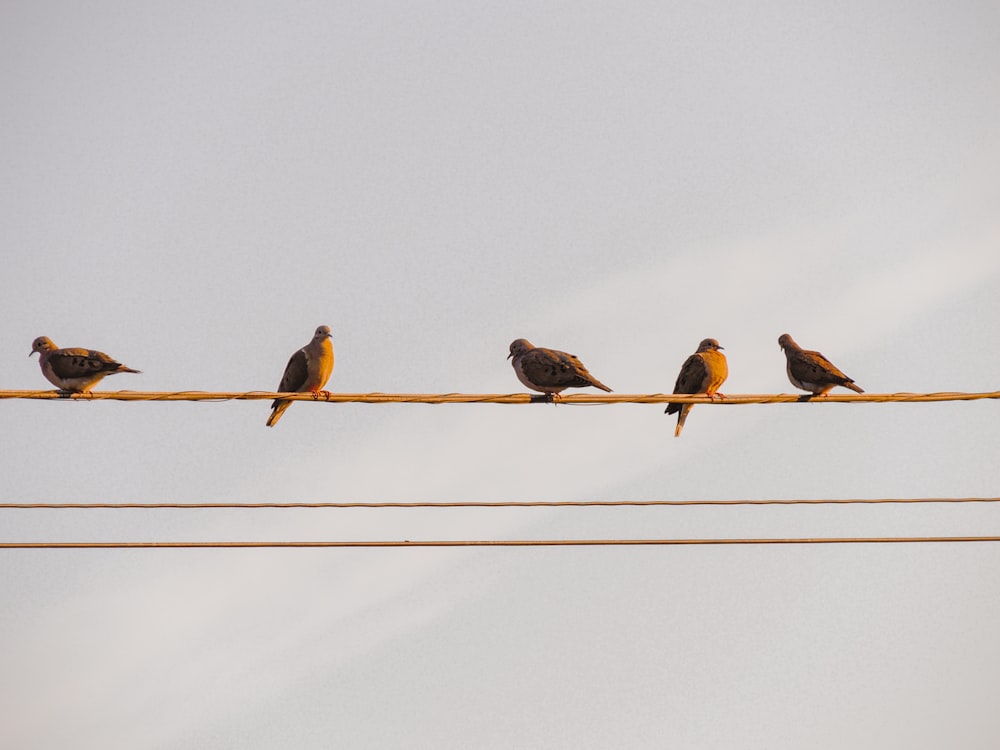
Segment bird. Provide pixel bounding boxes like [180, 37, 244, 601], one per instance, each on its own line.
[267, 325, 335, 427]
[30, 336, 140, 393]
[777, 333, 863, 396]
[507, 338, 611, 400]
[665, 338, 728, 437]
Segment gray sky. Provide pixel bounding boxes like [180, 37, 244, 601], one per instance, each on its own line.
[2, 1, 1000, 748]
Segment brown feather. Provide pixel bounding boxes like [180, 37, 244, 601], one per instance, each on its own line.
[508, 339, 611, 395]
[779, 333, 863, 394]
[665, 339, 728, 437]
[47, 348, 138, 380]
[267, 326, 334, 427]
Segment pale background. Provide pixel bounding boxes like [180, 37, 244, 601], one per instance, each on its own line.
[2, 1, 999, 748]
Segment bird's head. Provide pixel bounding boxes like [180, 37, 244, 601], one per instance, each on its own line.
[508, 338, 533, 360]
[30, 336, 56, 357]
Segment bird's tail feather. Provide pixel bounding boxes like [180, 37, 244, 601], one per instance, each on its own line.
[266, 400, 291, 427]
[674, 405, 690, 437]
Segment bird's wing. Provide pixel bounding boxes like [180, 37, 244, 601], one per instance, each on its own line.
[518, 348, 574, 388]
[46, 348, 122, 378]
[790, 349, 850, 386]
[673, 353, 709, 394]
[276, 348, 310, 393]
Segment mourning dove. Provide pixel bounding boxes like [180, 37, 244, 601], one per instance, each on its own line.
[507, 338, 611, 400]
[30, 336, 140, 393]
[665, 338, 728, 437]
[778, 334, 863, 396]
[266, 325, 335, 427]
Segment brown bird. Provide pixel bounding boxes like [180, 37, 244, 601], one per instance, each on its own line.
[30, 336, 140, 393]
[778, 333, 863, 396]
[267, 325, 335, 427]
[507, 338, 611, 400]
[665, 338, 728, 437]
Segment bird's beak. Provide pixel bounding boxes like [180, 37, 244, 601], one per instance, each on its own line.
[506, 352, 512, 360]
[29, 351, 36, 358]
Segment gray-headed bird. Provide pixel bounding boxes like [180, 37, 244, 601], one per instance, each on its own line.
[778, 333, 863, 396]
[665, 338, 728, 437]
[508, 338, 611, 401]
[30, 336, 140, 393]
[267, 325, 334, 427]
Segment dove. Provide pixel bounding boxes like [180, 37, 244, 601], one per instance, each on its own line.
[30, 336, 140, 393]
[778, 334, 863, 396]
[507, 338, 611, 400]
[665, 338, 728, 437]
[267, 325, 335, 427]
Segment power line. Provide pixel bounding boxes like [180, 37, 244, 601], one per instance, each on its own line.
[2, 497, 998, 509]
[2, 536, 1000, 549]
[1, 389, 999, 404]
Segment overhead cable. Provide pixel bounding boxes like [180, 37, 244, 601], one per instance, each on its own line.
[1, 389, 998, 405]
[3, 536, 1000, 549]
[2, 497, 998, 509]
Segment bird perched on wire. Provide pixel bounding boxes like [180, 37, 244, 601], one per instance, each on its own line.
[30, 336, 140, 393]
[507, 338, 611, 401]
[778, 333, 863, 396]
[267, 325, 335, 427]
[665, 338, 728, 437]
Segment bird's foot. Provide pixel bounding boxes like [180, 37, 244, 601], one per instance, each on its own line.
[529, 393, 556, 404]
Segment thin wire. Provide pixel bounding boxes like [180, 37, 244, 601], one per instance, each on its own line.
[1, 389, 999, 404]
[2, 497, 998, 509]
[2, 536, 1000, 549]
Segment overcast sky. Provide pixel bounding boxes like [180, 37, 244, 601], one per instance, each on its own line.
[2, 1, 1000, 748]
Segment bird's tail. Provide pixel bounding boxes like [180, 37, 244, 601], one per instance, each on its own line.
[117, 366, 141, 374]
[592, 379, 612, 393]
[266, 399, 291, 427]
[845, 381, 864, 393]
[674, 404, 691, 437]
